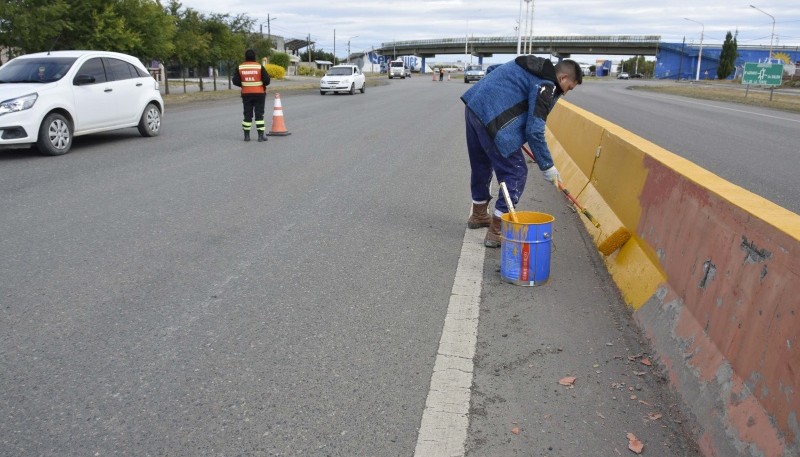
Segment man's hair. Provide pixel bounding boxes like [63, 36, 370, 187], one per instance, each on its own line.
[245, 49, 256, 61]
[555, 59, 583, 85]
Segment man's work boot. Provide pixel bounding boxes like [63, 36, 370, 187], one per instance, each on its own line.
[257, 131, 267, 142]
[484, 215, 502, 248]
[243, 130, 251, 142]
[467, 201, 492, 228]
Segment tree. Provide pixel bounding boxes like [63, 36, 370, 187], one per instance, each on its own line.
[618, 55, 654, 77]
[0, 0, 174, 63]
[167, 3, 211, 92]
[0, 0, 71, 57]
[718, 31, 738, 80]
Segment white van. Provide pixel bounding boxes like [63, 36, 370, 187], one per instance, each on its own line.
[388, 60, 410, 79]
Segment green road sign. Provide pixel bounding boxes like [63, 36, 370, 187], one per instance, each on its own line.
[742, 62, 783, 86]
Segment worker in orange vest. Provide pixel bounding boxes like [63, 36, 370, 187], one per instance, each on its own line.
[232, 49, 271, 142]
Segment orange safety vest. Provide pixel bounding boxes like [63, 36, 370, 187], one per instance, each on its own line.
[238, 61, 266, 95]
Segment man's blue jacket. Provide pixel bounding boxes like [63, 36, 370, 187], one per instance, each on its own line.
[460, 56, 562, 170]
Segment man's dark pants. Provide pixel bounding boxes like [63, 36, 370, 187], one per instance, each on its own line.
[465, 106, 528, 215]
[242, 94, 267, 132]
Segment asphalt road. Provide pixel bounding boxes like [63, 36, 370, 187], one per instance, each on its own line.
[566, 79, 800, 215]
[3, 74, 784, 456]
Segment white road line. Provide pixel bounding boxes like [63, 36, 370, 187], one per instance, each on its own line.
[414, 227, 485, 457]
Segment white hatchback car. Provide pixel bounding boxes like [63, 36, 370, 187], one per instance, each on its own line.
[320, 65, 366, 95]
[0, 50, 164, 156]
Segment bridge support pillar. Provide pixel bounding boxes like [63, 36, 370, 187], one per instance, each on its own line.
[421, 57, 427, 74]
[478, 56, 484, 65]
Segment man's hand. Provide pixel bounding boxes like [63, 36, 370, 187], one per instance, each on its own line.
[542, 166, 560, 185]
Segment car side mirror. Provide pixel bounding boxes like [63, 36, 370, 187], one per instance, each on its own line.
[73, 74, 96, 86]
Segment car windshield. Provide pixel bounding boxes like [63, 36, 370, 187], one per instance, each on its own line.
[0, 57, 77, 83]
[467, 66, 482, 71]
[327, 67, 353, 76]
[390, 62, 403, 67]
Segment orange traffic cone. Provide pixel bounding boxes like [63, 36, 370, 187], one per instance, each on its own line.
[267, 93, 291, 136]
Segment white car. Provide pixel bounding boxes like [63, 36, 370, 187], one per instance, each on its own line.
[0, 50, 164, 156]
[464, 65, 485, 83]
[320, 65, 366, 95]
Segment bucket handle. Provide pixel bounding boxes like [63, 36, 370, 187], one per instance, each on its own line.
[543, 232, 557, 254]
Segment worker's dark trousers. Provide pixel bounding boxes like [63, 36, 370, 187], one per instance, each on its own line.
[465, 106, 528, 216]
[241, 94, 267, 132]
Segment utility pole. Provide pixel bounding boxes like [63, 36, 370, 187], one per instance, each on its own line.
[684, 18, 704, 81]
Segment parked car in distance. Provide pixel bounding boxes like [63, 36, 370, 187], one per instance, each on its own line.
[617, 72, 630, 80]
[464, 64, 486, 83]
[631, 73, 644, 79]
[320, 64, 366, 95]
[0, 50, 163, 156]
[388, 60, 410, 79]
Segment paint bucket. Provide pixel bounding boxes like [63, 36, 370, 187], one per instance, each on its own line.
[500, 211, 554, 286]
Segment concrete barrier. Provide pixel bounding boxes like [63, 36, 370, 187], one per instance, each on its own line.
[546, 100, 800, 457]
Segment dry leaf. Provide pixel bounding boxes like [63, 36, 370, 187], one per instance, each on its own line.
[640, 358, 652, 366]
[511, 427, 520, 435]
[597, 411, 606, 419]
[639, 400, 653, 406]
[630, 395, 638, 400]
[559, 376, 577, 386]
[627, 432, 644, 454]
[633, 371, 647, 376]
[648, 412, 663, 421]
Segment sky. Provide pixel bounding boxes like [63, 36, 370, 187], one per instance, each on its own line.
[180, 0, 800, 63]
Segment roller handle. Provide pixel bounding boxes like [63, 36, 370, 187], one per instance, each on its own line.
[499, 182, 519, 224]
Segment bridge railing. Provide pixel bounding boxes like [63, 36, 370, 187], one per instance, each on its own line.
[381, 35, 662, 48]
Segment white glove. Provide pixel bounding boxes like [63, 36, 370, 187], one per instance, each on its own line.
[542, 166, 560, 184]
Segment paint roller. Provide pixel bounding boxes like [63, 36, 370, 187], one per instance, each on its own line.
[520, 144, 631, 256]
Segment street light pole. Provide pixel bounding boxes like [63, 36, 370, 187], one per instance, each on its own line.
[516, 0, 523, 54]
[347, 36, 358, 63]
[750, 4, 775, 63]
[684, 18, 704, 80]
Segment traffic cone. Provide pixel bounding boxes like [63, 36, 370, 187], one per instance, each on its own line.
[266, 93, 291, 136]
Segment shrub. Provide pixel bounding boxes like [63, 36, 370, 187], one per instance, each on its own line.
[269, 52, 290, 70]
[297, 66, 315, 76]
[265, 63, 285, 80]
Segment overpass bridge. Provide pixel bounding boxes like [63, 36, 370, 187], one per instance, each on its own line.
[375, 35, 661, 71]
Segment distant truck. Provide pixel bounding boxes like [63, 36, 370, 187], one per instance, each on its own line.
[389, 60, 411, 79]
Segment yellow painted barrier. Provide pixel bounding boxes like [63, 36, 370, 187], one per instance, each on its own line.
[545, 100, 800, 457]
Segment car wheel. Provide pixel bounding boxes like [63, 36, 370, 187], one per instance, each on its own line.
[137, 102, 161, 137]
[320, 90, 325, 95]
[464, 78, 468, 83]
[349, 83, 355, 95]
[37, 113, 72, 156]
[360, 82, 366, 94]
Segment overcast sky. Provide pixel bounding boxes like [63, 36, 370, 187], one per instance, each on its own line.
[181, 0, 800, 62]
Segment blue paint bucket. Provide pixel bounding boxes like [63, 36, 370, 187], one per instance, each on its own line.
[500, 211, 554, 286]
